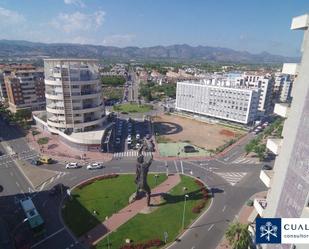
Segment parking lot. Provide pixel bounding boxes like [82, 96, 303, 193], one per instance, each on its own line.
[113, 118, 153, 153]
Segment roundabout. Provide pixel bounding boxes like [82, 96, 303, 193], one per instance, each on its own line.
[61, 173, 211, 249]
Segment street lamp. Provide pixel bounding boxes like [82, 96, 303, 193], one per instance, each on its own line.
[105, 216, 110, 249]
[182, 194, 189, 231]
[154, 174, 159, 185]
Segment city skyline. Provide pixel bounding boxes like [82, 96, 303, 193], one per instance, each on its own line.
[0, 0, 308, 57]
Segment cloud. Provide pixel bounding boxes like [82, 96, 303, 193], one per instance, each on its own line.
[50, 11, 105, 33]
[64, 0, 85, 8]
[0, 6, 25, 26]
[102, 34, 136, 46]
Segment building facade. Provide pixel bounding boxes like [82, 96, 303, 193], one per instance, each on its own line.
[176, 80, 260, 124]
[44, 59, 106, 134]
[0, 71, 7, 100]
[251, 14, 309, 249]
[4, 65, 45, 112]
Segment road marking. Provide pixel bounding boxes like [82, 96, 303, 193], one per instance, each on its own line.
[222, 205, 226, 212]
[208, 224, 214, 231]
[16, 182, 20, 187]
[39, 181, 47, 191]
[49, 177, 55, 184]
[174, 161, 179, 173]
[180, 161, 184, 174]
[30, 227, 65, 248]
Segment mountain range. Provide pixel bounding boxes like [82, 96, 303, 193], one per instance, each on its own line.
[0, 39, 299, 64]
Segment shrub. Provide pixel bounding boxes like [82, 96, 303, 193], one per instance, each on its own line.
[37, 137, 49, 145]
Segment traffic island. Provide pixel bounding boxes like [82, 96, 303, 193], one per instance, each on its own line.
[61, 173, 211, 249]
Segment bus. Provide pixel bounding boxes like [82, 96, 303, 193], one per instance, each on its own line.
[20, 197, 45, 237]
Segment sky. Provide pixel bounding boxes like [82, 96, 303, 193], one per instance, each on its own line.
[0, 0, 308, 57]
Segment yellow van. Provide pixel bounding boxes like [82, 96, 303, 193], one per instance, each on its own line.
[39, 157, 53, 164]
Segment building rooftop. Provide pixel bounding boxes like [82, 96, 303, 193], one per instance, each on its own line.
[44, 58, 98, 62]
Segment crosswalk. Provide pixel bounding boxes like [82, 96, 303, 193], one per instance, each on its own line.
[0, 150, 38, 166]
[113, 150, 152, 158]
[215, 172, 247, 186]
[37, 171, 67, 191]
[230, 156, 260, 165]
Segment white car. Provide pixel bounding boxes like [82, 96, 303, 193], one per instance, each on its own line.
[136, 134, 140, 139]
[87, 163, 103, 170]
[116, 138, 121, 144]
[127, 134, 132, 140]
[66, 162, 79, 169]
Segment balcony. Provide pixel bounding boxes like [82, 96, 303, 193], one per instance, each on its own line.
[254, 198, 267, 217]
[282, 63, 299, 75]
[291, 14, 309, 30]
[81, 90, 99, 96]
[266, 138, 283, 155]
[274, 103, 290, 118]
[259, 169, 274, 188]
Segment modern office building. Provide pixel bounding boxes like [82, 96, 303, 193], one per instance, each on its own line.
[3, 65, 45, 112]
[44, 59, 106, 134]
[251, 14, 309, 249]
[176, 80, 260, 124]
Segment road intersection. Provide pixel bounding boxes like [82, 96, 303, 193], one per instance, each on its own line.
[0, 118, 268, 249]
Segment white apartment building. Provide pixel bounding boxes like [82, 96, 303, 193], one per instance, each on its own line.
[176, 80, 260, 124]
[246, 14, 309, 249]
[44, 59, 106, 134]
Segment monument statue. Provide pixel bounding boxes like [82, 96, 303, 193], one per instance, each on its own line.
[134, 140, 153, 206]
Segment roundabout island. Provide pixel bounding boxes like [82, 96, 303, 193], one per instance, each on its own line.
[62, 172, 211, 249]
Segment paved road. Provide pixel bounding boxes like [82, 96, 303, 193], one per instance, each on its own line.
[0, 116, 268, 249]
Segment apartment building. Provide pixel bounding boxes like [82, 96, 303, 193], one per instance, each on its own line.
[3, 65, 45, 112]
[251, 14, 309, 249]
[44, 59, 106, 134]
[0, 71, 7, 100]
[176, 80, 260, 124]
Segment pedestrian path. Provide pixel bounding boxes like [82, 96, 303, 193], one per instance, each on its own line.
[79, 174, 181, 247]
[230, 156, 260, 165]
[113, 150, 152, 158]
[215, 172, 247, 186]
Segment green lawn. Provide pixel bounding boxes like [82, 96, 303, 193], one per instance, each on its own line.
[95, 175, 211, 249]
[62, 174, 167, 237]
[113, 103, 153, 113]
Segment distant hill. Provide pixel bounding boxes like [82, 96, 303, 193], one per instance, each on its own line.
[0, 39, 299, 64]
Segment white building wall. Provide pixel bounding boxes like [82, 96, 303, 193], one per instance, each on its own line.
[176, 81, 259, 124]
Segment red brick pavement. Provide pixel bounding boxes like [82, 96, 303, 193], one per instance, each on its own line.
[79, 174, 181, 247]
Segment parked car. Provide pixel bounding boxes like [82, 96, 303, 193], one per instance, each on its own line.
[262, 164, 272, 170]
[65, 162, 79, 169]
[39, 157, 53, 164]
[145, 134, 151, 139]
[136, 134, 140, 140]
[184, 145, 196, 153]
[30, 159, 42, 166]
[87, 162, 103, 170]
[135, 143, 141, 150]
[115, 138, 121, 144]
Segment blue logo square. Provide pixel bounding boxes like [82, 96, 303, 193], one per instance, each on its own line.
[256, 218, 281, 244]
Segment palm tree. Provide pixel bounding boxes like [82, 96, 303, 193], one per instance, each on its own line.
[225, 222, 252, 249]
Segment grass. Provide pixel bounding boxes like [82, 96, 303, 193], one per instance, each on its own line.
[37, 137, 49, 145]
[113, 103, 153, 113]
[62, 174, 167, 237]
[96, 175, 211, 249]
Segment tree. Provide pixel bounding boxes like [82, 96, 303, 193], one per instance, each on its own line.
[15, 109, 32, 122]
[225, 222, 251, 249]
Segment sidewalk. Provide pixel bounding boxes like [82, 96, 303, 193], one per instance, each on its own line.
[26, 127, 113, 163]
[79, 174, 181, 247]
[216, 191, 268, 249]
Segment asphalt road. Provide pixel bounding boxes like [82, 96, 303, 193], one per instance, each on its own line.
[0, 117, 268, 249]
